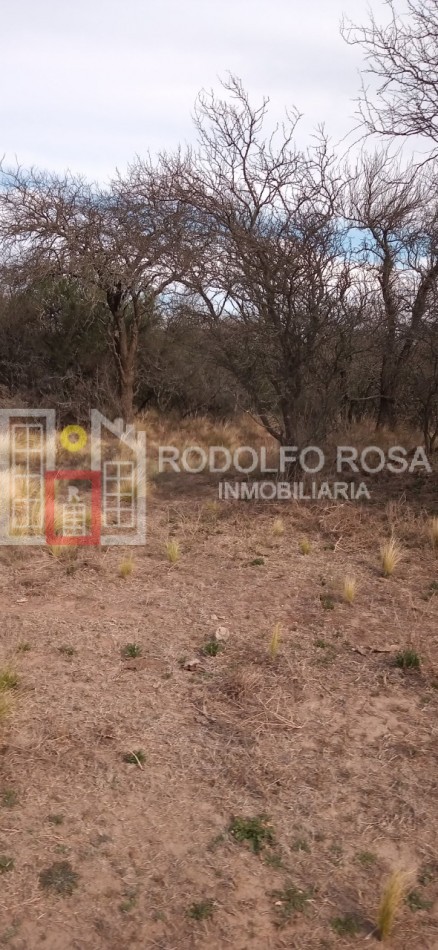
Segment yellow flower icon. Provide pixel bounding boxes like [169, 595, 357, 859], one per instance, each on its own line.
[60, 425, 88, 453]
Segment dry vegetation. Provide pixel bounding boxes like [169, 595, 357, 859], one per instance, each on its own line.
[0, 417, 437, 949]
[2, 2, 438, 944]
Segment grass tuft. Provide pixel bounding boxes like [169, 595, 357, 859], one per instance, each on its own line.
[299, 538, 311, 555]
[166, 539, 180, 564]
[48, 539, 79, 561]
[320, 594, 335, 610]
[0, 669, 18, 691]
[272, 517, 285, 538]
[1, 789, 18, 808]
[395, 648, 420, 670]
[341, 575, 357, 604]
[118, 557, 133, 578]
[122, 643, 142, 659]
[202, 640, 222, 657]
[119, 888, 137, 914]
[272, 885, 311, 924]
[377, 870, 410, 940]
[59, 645, 76, 657]
[229, 815, 275, 854]
[39, 860, 79, 895]
[187, 899, 214, 920]
[269, 622, 282, 659]
[356, 850, 377, 867]
[331, 913, 360, 936]
[292, 836, 310, 852]
[380, 538, 403, 577]
[406, 889, 432, 912]
[123, 749, 146, 767]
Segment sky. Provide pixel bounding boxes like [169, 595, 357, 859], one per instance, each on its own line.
[0, 0, 401, 183]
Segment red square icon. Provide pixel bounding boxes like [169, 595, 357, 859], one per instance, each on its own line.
[45, 470, 101, 545]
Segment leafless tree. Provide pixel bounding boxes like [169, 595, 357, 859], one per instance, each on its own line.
[407, 295, 438, 452]
[156, 77, 357, 447]
[344, 149, 438, 427]
[342, 0, 438, 160]
[0, 160, 186, 420]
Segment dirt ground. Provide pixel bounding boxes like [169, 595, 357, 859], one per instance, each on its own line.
[0, 463, 437, 949]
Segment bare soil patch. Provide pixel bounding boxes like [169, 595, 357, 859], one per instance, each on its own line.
[0, 477, 437, 948]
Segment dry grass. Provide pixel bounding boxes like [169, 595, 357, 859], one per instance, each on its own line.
[0, 667, 17, 724]
[49, 544, 78, 561]
[0, 669, 18, 691]
[428, 516, 438, 549]
[141, 410, 272, 454]
[380, 537, 404, 577]
[269, 622, 282, 659]
[299, 538, 312, 555]
[0, 691, 11, 723]
[166, 538, 180, 563]
[202, 500, 220, 524]
[0, 422, 436, 950]
[377, 870, 411, 941]
[118, 556, 134, 578]
[341, 574, 357, 604]
[272, 517, 285, 538]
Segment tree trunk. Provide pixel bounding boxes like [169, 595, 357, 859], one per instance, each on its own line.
[376, 355, 397, 429]
[119, 360, 135, 423]
[106, 286, 139, 423]
[376, 243, 398, 430]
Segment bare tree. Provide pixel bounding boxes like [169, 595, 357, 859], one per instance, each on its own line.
[345, 149, 438, 428]
[412, 332, 438, 452]
[158, 77, 356, 447]
[0, 160, 185, 420]
[342, 0, 438, 160]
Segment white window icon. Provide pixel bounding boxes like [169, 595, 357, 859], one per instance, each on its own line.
[103, 461, 135, 528]
[62, 504, 87, 536]
[11, 423, 44, 533]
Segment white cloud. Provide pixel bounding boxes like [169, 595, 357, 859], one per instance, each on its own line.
[0, 0, 388, 181]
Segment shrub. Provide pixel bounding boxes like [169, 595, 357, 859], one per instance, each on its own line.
[380, 538, 403, 577]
